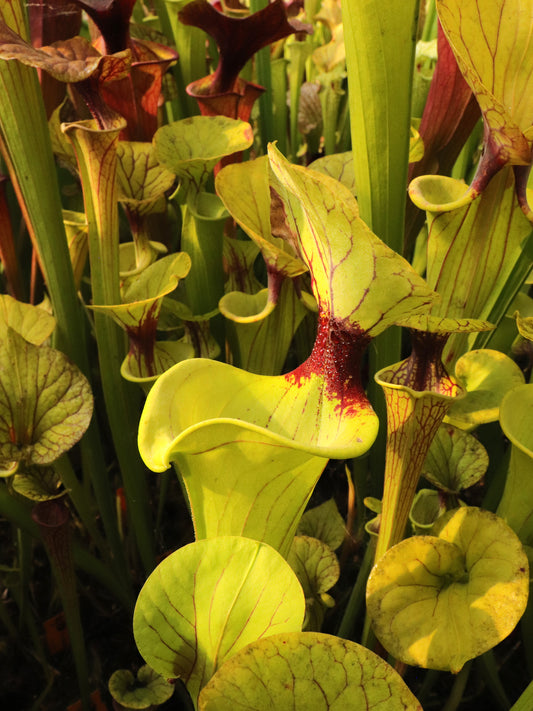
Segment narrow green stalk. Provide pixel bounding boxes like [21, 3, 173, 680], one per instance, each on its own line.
[421, 0, 438, 42]
[286, 39, 313, 160]
[32, 501, 90, 711]
[163, 0, 206, 118]
[0, 0, 129, 580]
[0, 589, 18, 638]
[474, 231, 533, 351]
[416, 670, 442, 707]
[271, 58, 289, 156]
[342, 0, 419, 487]
[63, 118, 155, 574]
[0, 7, 84, 361]
[342, 0, 418, 251]
[16, 527, 32, 632]
[181, 193, 227, 351]
[336, 92, 351, 153]
[336, 536, 375, 641]
[477, 651, 511, 710]
[510, 680, 533, 711]
[451, 119, 483, 181]
[440, 661, 472, 711]
[55, 455, 114, 566]
[318, 74, 344, 155]
[72, 544, 134, 612]
[0, 482, 133, 610]
[250, 0, 274, 151]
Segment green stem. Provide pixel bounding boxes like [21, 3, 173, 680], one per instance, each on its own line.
[286, 39, 313, 160]
[32, 501, 90, 711]
[0, 1, 128, 583]
[63, 118, 155, 575]
[55, 455, 116, 568]
[510, 680, 533, 711]
[477, 651, 511, 710]
[441, 661, 472, 711]
[271, 58, 289, 157]
[421, 0, 438, 42]
[0, 482, 133, 610]
[250, 0, 274, 152]
[163, 0, 205, 118]
[342, 0, 419, 487]
[336, 536, 375, 641]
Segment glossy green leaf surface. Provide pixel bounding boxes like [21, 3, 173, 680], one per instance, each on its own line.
[342, 0, 419, 253]
[367, 507, 529, 672]
[199, 632, 422, 710]
[133, 536, 305, 705]
[0, 329, 93, 471]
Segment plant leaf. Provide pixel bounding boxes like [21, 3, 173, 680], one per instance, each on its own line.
[374, 331, 464, 560]
[342, 0, 419, 256]
[178, 0, 307, 94]
[409, 489, 448, 535]
[216, 156, 308, 279]
[308, 151, 356, 197]
[223, 279, 310, 375]
[514, 309, 533, 341]
[139, 145, 436, 555]
[267, 144, 436, 336]
[297, 499, 346, 551]
[437, 0, 533, 182]
[446, 349, 525, 430]
[133, 536, 305, 705]
[89, 253, 192, 380]
[367, 507, 529, 672]
[497, 384, 533, 546]
[198, 631, 422, 710]
[12, 465, 63, 501]
[409, 167, 533, 365]
[422, 424, 489, 493]
[108, 665, 174, 709]
[0, 294, 55, 345]
[0, 329, 93, 470]
[153, 116, 254, 197]
[0, 26, 131, 83]
[287, 535, 340, 631]
[116, 140, 175, 208]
